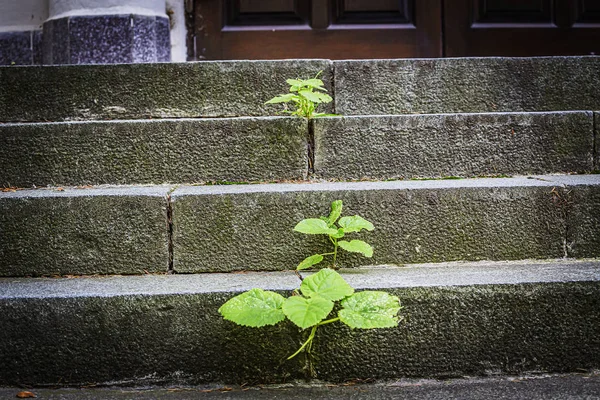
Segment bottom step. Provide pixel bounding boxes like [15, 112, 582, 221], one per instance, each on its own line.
[1, 373, 599, 400]
[1, 259, 599, 386]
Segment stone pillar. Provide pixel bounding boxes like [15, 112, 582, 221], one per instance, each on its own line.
[0, 0, 48, 65]
[43, 0, 170, 65]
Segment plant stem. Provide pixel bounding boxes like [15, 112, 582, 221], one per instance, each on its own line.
[288, 325, 318, 360]
[287, 317, 341, 360]
[317, 317, 340, 326]
[332, 239, 338, 267]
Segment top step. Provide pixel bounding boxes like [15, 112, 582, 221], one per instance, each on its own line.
[1, 57, 599, 122]
[0, 60, 334, 123]
[335, 56, 600, 116]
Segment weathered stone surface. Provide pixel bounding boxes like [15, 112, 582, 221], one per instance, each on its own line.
[0, 260, 598, 385]
[531, 175, 600, 258]
[0, 31, 34, 66]
[1, 374, 600, 399]
[595, 112, 599, 170]
[314, 112, 594, 180]
[41, 15, 171, 65]
[315, 282, 600, 381]
[334, 57, 600, 115]
[0, 186, 170, 276]
[171, 177, 567, 273]
[0, 60, 333, 122]
[0, 117, 308, 187]
[568, 181, 600, 258]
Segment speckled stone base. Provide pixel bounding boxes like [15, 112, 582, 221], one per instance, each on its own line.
[42, 14, 170, 65]
[0, 30, 43, 65]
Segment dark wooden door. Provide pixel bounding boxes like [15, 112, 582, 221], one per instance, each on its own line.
[444, 0, 600, 56]
[192, 0, 443, 59]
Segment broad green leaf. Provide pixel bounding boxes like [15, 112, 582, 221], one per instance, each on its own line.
[339, 291, 401, 329]
[283, 295, 333, 329]
[265, 93, 299, 104]
[286, 79, 303, 86]
[314, 91, 333, 103]
[338, 215, 375, 233]
[219, 289, 286, 327]
[338, 240, 373, 257]
[297, 254, 324, 271]
[300, 268, 354, 301]
[299, 90, 332, 103]
[294, 218, 338, 235]
[330, 228, 345, 239]
[298, 90, 323, 103]
[327, 200, 343, 226]
[302, 78, 326, 89]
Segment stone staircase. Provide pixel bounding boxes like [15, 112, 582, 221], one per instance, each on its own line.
[0, 57, 599, 387]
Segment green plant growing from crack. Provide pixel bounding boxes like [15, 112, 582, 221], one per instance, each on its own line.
[219, 200, 402, 363]
[294, 199, 374, 270]
[265, 72, 338, 119]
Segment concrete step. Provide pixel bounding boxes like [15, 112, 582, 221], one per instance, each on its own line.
[1, 373, 600, 399]
[1, 259, 598, 386]
[2, 57, 599, 122]
[1, 112, 595, 187]
[171, 175, 600, 273]
[335, 56, 600, 115]
[0, 185, 172, 276]
[0, 117, 308, 187]
[0, 60, 333, 122]
[2, 175, 598, 277]
[313, 112, 597, 181]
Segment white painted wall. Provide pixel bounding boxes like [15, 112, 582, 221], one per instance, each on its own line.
[48, 0, 167, 20]
[0, 0, 48, 32]
[166, 0, 187, 62]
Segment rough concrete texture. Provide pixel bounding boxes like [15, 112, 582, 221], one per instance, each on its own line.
[1, 374, 600, 399]
[0, 60, 333, 122]
[0, 186, 170, 276]
[171, 177, 568, 273]
[334, 57, 600, 115]
[314, 112, 594, 180]
[531, 175, 600, 258]
[0, 260, 598, 385]
[0, 117, 308, 187]
[595, 112, 599, 170]
[314, 282, 600, 381]
[567, 184, 600, 258]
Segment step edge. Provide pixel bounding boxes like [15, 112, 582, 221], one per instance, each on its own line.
[1, 258, 599, 300]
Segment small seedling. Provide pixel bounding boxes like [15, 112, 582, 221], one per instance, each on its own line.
[218, 201, 402, 363]
[265, 72, 338, 119]
[294, 200, 374, 270]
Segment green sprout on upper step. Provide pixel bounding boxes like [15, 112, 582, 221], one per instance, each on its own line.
[265, 72, 339, 119]
[294, 200, 374, 270]
[218, 201, 401, 364]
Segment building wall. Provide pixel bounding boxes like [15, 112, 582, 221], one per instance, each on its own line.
[0, 0, 187, 65]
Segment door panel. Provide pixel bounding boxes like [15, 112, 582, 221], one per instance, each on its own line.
[332, 0, 412, 24]
[192, 0, 600, 60]
[226, 0, 309, 25]
[473, 0, 554, 23]
[445, 0, 600, 56]
[193, 0, 442, 60]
